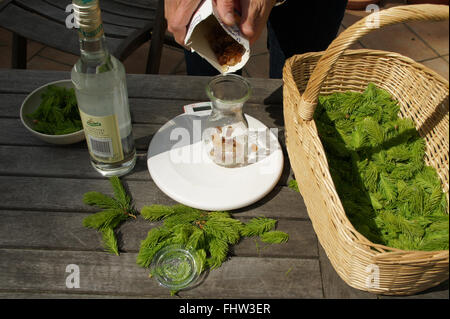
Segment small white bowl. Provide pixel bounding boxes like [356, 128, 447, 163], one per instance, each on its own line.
[20, 79, 85, 145]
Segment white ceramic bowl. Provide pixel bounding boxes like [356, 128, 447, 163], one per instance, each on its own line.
[20, 79, 85, 145]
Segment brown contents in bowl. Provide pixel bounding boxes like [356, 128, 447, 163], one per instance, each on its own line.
[207, 25, 245, 67]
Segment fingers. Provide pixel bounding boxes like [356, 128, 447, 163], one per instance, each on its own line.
[240, 0, 275, 45]
[165, 0, 202, 46]
[215, 0, 236, 26]
[240, 0, 255, 40]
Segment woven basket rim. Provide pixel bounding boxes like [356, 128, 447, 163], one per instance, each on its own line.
[284, 48, 449, 259]
[287, 48, 450, 90]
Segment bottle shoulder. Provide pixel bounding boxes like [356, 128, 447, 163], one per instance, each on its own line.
[72, 54, 123, 74]
[71, 55, 126, 90]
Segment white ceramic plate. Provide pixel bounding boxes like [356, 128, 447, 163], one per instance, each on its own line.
[147, 112, 284, 211]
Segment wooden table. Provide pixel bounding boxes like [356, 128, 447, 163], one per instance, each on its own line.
[0, 69, 447, 299]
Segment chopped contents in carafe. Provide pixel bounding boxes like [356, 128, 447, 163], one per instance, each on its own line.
[206, 123, 259, 167]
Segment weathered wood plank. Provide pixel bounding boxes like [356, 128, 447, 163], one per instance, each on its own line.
[2, 93, 283, 128]
[0, 70, 283, 105]
[185, 256, 322, 298]
[0, 210, 317, 257]
[0, 249, 323, 298]
[0, 70, 67, 93]
[0, 119, 53, 146]
[0, 93, 27, 117]
[0, 144, 293, 186]
[0, 119, 159, 150]
[0, 146, 150, 180]
[0, 177, 309, 219]
[127, 76, 283, 105]
[0, 291, 143, 299]
[125, 99, 285, 129]
[0, 115, 290, 166]
[230, 219, 317, 258]
[0, 176, 171, 212]
[0, 94, 186, 121]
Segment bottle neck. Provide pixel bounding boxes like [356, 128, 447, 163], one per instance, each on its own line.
[79, 34, 109, 62]
[73, 0, 111, 69]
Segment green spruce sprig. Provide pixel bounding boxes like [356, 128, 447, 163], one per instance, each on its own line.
[137, 205, 289, 276]
[26, 85, 82, 135]
[81, 180, 290, 294]
[82, 176, 136, 255]
[308, 83, 449, 251]
[288, 180, 299, 192]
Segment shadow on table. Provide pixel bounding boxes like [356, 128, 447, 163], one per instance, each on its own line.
[416, 279, 449, 296]
[230, 184, 284, 216]
[379, 280, 449, 299]
[263, 85, 285, 128]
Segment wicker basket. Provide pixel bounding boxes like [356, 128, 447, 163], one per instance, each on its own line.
[283, 4, 449, 295]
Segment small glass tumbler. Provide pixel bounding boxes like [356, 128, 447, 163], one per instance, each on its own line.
[203, 74, 252, 167]
[151, 245, 200, 292]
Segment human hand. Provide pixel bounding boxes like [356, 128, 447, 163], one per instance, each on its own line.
[215, 0, 276, 45]
[165, 0, 203, 46]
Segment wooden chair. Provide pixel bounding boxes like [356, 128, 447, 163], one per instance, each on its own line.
[0, 0, 179, 74]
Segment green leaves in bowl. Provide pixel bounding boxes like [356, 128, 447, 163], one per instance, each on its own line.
[26, 85, 82, 135]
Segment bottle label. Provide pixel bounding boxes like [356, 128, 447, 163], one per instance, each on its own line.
[79, 110, 124, 163]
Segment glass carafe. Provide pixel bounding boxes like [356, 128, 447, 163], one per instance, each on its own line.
[203, 74, 252, 167]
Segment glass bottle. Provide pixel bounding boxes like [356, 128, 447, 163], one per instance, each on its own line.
[203, 74, 252, 167]
[71, 0, 136, 177]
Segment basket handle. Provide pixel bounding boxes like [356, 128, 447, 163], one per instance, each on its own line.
[294, 4, 449, 121]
